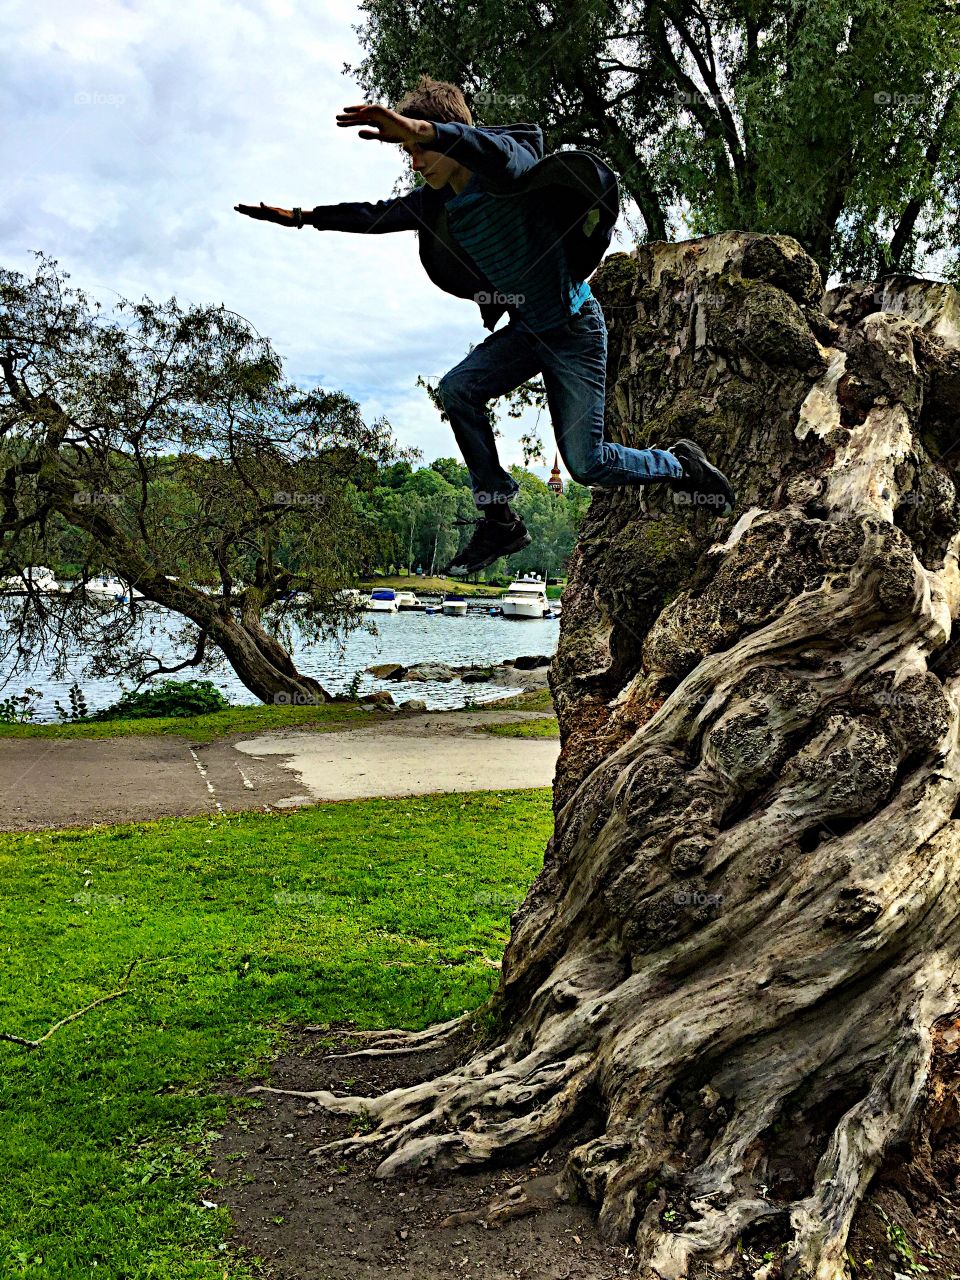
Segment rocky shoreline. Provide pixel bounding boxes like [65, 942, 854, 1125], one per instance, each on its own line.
[360, 655, 553, 710]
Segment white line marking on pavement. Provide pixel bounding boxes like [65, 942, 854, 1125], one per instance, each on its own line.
[189, 746, 223, 814]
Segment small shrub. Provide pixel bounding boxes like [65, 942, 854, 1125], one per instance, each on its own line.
[53, 682, 89, 723]
[89, 679, 231, 721]
[0, 686, 42, 724]
[344, 669, 364, 700]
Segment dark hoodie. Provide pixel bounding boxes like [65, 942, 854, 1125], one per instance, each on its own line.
[310, 121, 620, 332]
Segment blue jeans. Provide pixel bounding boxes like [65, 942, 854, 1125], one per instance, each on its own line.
[436, 295, 683, 507]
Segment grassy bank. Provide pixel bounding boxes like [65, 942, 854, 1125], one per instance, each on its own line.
[360, 575, 503, 597]
[0, 689, 556, 742]
[0, 789, 552, 1277]
[484, 687, 554, 712]
[476, 717, 560, 739]
[360, 575, 566, 600]
[0, 701, 374, 742]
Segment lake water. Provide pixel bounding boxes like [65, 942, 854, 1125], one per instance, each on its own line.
[0, 606, 561, 722]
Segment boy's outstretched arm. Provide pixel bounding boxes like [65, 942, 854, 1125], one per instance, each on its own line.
[427, 121, 539, 184]
[236, 106, 433, 234]
[336, 102, 539, 184]
[235, 193, 426, 233]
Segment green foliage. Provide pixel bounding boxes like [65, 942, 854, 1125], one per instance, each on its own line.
[87, 680, 231, 722]
[52, 683, 89, 724]
[0, 686, 41, 724]
[878, 1206, 929, 1274]
[344, 669, 364, 699]
[429, 456, 470, 487]
[0, 789, 552, 1277]
[363, 455, 587, 579]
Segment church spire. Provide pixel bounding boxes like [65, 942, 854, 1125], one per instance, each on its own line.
[547, 452, 563, 494]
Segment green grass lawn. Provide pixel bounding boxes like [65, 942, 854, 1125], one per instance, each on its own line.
[486, 687, 555, 712]
[0, 790, 552, 1278]
[0, 694, 557, 742]
[476, 717, 560, 739]
[360, 575, 566, 599]
[0, 702, 376, 743]
[359, 575, 504, 597]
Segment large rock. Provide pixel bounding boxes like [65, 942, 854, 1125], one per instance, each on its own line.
[402, 663, 457, 682]
[460, 666, 498, 683]
[366, 662, 407, 679]
[358, 690, 395, 707]
[498, 665, 551, 690]
[398, 698, 428, 712]
[513, 653, 552, 671]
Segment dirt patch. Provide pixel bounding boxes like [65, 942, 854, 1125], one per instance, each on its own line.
[208, 1023, 960, 1280]
[209, 1026, 634, 1280]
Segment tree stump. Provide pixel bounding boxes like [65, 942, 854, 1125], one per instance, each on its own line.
[269, 232, 960, 1280]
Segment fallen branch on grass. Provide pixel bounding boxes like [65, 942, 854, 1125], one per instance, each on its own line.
[0, 957, 144, 1050]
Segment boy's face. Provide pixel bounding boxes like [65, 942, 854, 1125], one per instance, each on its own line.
[401, 139, 461, 190]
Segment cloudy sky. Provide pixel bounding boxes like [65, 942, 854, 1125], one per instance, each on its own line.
[2, 0, 657, 481]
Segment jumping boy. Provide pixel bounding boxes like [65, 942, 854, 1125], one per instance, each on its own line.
[236, 76, 736, 575]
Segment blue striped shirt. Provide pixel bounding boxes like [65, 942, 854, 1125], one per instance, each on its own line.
[445, 174, 592, 333]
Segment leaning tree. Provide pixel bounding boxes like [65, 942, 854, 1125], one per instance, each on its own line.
[266, 233, 960, 1278]
[0, 254, 399, 704]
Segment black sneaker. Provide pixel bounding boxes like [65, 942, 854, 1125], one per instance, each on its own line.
[663, 438, 736, 516]
[444, 515, 532, 576]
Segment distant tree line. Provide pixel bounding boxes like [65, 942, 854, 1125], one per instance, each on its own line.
[356, 457, 590, 582]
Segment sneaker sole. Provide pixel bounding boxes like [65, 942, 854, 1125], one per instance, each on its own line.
[668, 440, 736, 514]
[446, 531, 533, 576]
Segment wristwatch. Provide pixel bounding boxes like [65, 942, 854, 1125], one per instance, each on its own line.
[292, 207, 303, 229]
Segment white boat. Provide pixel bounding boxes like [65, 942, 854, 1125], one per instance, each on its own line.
[441, 593, 468, 616]
[0, 565, 61, 593]
[83, 575, 144, 602]
[394, 590, 423, 611]
[501, 574, 549, 619]
[365, 587, 399, 613]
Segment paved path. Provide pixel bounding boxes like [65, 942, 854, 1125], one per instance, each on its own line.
[234, 711, 559, 804]
[0, 711, 559, 831]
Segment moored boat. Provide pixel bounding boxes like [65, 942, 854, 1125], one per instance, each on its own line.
[0, 565, 61, 593]
[365, 588, 399, 613]
[83, 575, 143, 603]
[441, 593, 468, 616]
[501, 574, 549, 619]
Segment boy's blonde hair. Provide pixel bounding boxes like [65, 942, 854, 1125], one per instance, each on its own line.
[395, 74, 473, 126]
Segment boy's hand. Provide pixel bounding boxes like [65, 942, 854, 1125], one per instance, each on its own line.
[234, 202, 298, 226]
[336, 103, 437, 147]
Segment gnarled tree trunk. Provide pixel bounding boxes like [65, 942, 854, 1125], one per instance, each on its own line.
[271, 232, 960, 1279]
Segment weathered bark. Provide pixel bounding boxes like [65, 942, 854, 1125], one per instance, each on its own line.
[267, 232, 960, 1278]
